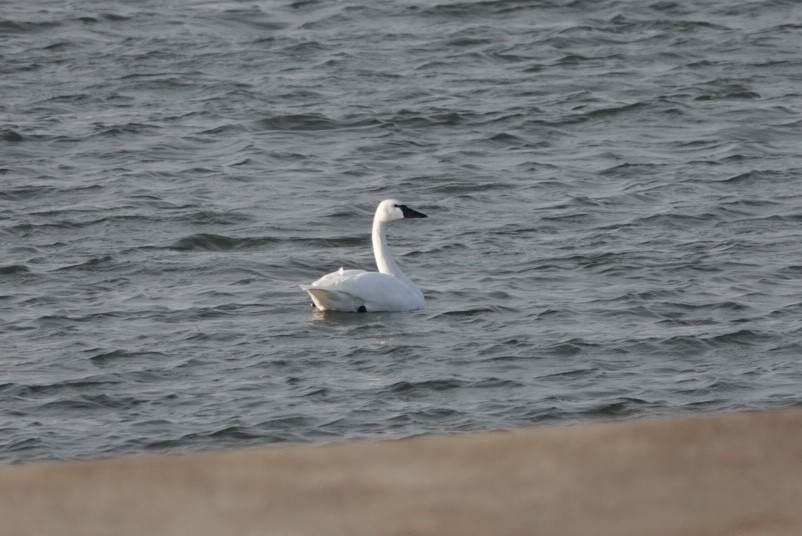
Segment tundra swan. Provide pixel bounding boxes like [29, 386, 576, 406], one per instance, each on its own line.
[302, 199, 427, 312]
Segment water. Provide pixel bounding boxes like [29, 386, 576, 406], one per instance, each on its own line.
[2, 0, 802, 464]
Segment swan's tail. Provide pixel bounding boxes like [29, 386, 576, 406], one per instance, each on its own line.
[301, 286, 366, 312]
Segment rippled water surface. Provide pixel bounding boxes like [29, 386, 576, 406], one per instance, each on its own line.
[3, 0, 802, 464]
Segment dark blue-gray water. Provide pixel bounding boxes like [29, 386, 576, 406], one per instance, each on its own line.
[2, 0, 802, 464]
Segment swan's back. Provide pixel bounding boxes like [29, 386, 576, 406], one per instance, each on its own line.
[303, 269, 424, 312]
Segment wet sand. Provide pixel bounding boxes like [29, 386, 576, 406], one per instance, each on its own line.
[2, 408, 801, 536]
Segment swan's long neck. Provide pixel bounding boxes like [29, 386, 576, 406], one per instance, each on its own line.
[372, 218, 413, 285]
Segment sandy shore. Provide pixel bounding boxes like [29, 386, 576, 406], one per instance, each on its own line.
[2, 408, 801, 536]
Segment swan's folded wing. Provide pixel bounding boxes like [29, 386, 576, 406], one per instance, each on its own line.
[303, 270, 424, 312]
[303, 288, 364, 311]
[301, 269, 370, 311]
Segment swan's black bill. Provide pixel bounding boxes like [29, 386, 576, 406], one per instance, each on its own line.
[398, 205, 427, 219]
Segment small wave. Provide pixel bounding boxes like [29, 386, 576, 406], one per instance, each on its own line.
[206, 426, 261, 441]
[483, 132, 531, 148]
[92, 122, 160, 137]
[74, 13, 131, 24]
[0, 264, 30, 275]
[694, 90, 762, 101]
[0, 19, 61, 33]
[544, 343, 587, 358]
[143, 427, 263, 450]
[660, 300, 753, 314]
[89, 350, 168, 366]
[1, 129, 24, 142]
[254, 113, 381, 132]
[55, 256, 116, 272]
[38, 393, 138, 411]
[187, 210, 253, 225]
[538, 367, 597, 380]
[580, 102, 648, 121]
[634, 211, 717, 229]
[0, 185, 57, 201]
[600, 162, 662, 177]
[609, 14, 729, 32]
[719, 169, 786, 184]
[170, 233, 241, 252]
[585, 397, 654, 418]
[7, 376, 125, 399]
[423, 180, 517, 194]
[384, 379, 466, 394]
[216, 8, 290, 32]
[387, 109, 469, 128]
[686, 81, 763, 101]
[408, 407, 464, 421]
[430, 307, 495, 318]
[709, 329, 772, 346]
[554, 53, 590, 66]
[471, 377, 525, 389]
[169, 232, 287, 251]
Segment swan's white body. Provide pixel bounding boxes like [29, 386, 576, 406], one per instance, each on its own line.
[302, 199, 427, 312]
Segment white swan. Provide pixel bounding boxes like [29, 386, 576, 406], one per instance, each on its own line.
[302, 199, 427, 312]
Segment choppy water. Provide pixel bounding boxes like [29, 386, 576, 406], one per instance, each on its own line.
[2, 0, 802, 464]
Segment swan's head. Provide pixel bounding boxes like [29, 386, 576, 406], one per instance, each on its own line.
[375, 199, 427, 222]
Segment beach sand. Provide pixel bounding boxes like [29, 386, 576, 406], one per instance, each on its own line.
[2, 408, 801, 536]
